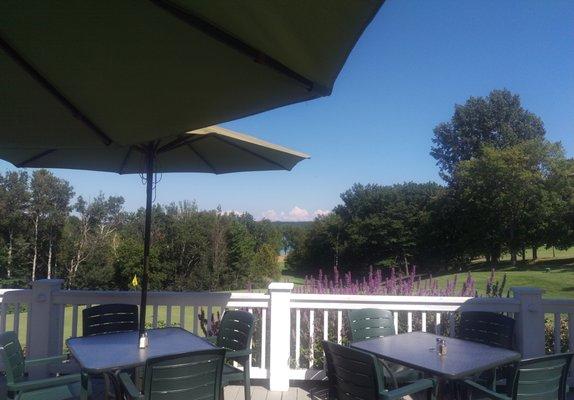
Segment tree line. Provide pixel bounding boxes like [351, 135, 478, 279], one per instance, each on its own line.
[286, 90, 574, 272]
[0, 172, 282, 290]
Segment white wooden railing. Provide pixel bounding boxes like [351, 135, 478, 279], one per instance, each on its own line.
[0, 281, 573, 391]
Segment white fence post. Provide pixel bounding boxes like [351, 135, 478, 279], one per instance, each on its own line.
[28, 279, 64, 376]
[512, 287, 545, 358]
[268, 282, 293, 391]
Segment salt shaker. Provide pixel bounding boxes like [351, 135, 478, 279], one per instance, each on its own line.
[139, 331, 148, 349]
[438, 338, 447, 356]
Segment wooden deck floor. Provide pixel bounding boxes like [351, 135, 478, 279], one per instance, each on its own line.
[2, 377, 573, 399]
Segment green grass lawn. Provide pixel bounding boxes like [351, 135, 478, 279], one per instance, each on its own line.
[280, 247, 574, 298]
[432, 255, 574, 298]
[6, 304, 214, 351]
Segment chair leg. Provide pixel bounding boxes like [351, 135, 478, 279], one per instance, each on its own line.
[244, 363, 251, 400]
[81, 371, 90, 400]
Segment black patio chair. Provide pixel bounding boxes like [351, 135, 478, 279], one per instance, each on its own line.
[82, 303, 139, 399]
[347, 308, 421, 389]
[463, 352, 573, 400]
[323, 340, 436, 400]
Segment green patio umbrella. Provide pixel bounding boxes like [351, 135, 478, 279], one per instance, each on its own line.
[0, 125, 309, 339]
[1, 1, 383, 149]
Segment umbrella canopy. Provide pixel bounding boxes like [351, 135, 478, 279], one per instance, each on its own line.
[1, 1, 383, 148]
[0, 125, 309, 174]
[0, 126, 309, 338]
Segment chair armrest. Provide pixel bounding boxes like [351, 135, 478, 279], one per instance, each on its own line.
[8, 373, 80, 392]
[206, 336, 218, 344]
[25, 354, 68, 368]
[463, 379, 511, 400]
[225, 349, 252, 359]
[377, 359, 399, 390]
[119, 372, 144, 400]
[380, 378, 436, 400]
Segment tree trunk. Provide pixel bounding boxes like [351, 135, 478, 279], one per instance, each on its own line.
[532, 246, 538, 260]
[47, 238, 53, 279]
[32, 215, 39, 281]
[521, 245, 526, 261]
[510, 251, 517, 266]
[7, 230, 13, 279]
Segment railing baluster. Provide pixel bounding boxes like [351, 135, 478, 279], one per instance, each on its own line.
[14, 303, 20, 336]
[422, 312, 427, 332]
[247, 308, 253, 368]
[323, 310, 329, 341]
[152, 305, 158, 328]
[261, 308, 267, 369]
[554, 313, 561, 354]
[166, 305, 172, 326]
[568, 313, 574, 353]
[179, 305, 185, 330]
[207, 305, 213, 335]
[337, 310, 342, 344]
[71, 305, 78, 338]
[295, 309, 301, 368]
[309, 310, 315, 368]
[0, 302, 7, 333]
[449, 313, 456, 337]
[407, 312, 413, 333]
[393, 312, 398, 334]
[436, 312, 442, 335]
[192, 307, 199, 335]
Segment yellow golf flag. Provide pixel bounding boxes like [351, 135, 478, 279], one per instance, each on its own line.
[131, 275, 139, 287]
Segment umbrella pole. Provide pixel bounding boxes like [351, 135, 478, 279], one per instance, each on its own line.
[139, 145, 155, 339]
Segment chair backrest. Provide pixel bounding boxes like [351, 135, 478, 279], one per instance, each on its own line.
[323, 340, 383, 400]
[457, 311, 515, 349]
[509, 353, 573, 400]
[347, 308, 395, 342]
[0, 331, 25, 385]
[82, 303, 139, 336]
[143, 348, 226, 400]
[216, 310, 255, 353]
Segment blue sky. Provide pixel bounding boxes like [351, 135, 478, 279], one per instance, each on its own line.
[2, 0, 573, 220]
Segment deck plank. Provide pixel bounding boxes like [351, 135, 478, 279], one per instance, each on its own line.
[266, 389, 282, 400]
[224, 385, 241, 400]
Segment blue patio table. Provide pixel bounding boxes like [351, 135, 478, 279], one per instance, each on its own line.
[66, 327, 215, 400]
[351, 331, 521, 399]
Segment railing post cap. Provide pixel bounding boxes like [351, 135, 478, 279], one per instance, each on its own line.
[511, 286, 545, 295]
[268, 282, 294, 292]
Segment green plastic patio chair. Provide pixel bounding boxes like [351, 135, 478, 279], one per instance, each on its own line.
[462, 352, 573, 400]
[82, 303, 139, 400]
[457, 311, 516, 390]
[118, 348, 226, 400]
[207, 310, 255, 400]
[0, 331, 87, 400]
[323, 341, 436, 400]
[82, 303, 139, 336]
[347, 309, 421, 389]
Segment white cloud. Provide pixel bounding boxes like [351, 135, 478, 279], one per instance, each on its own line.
[313, 209, 331, 218]
[288, 206, 310, 220]
[260, 207, 331, 222]
[261, 209, 279, 220]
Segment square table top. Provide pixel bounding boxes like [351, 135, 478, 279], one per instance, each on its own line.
[66, 327, 215, 374]
[351, 331, 521, 380]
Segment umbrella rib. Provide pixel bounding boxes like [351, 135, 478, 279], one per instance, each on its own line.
[150, 0, 330, 96]
[119, 146, 134, 174]
[158, 134, 211, 154]
[186, 143, 218, 174]
[17, 149, 57, 167]
[0, 35, 113, 146]
[212, 135, 290, 170]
